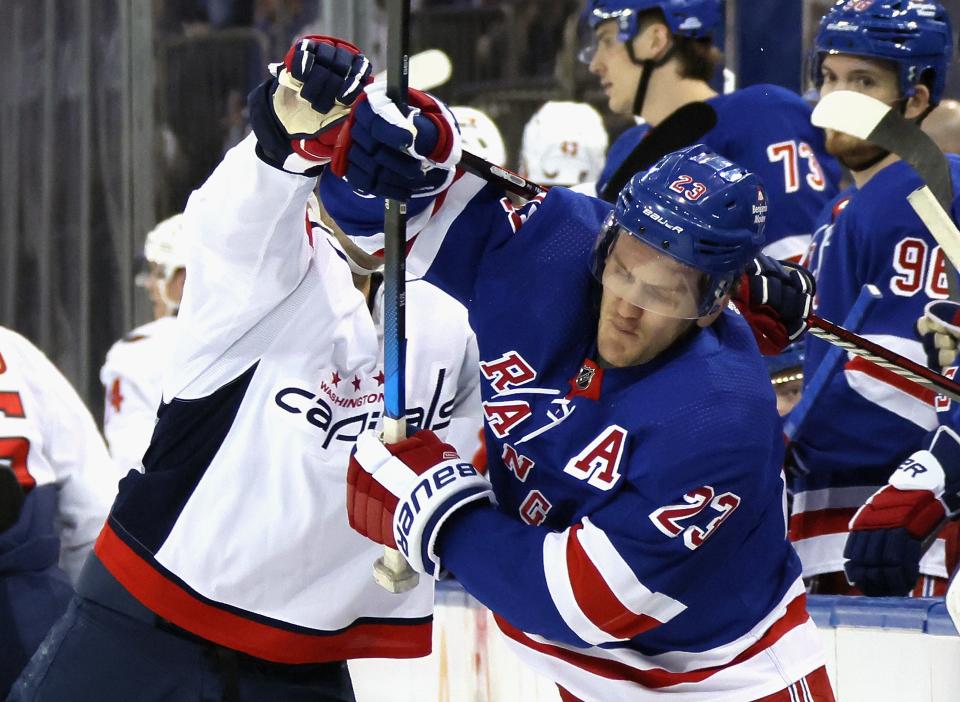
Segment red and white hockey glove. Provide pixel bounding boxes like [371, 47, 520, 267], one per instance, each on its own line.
[917, 300, 960, 372]
[733, 255, 815, 355]
[248, 35, 372, 175]
[844, 425, 960, 596]
[346, 429, 493, 577]
[331, 82, 461, 200]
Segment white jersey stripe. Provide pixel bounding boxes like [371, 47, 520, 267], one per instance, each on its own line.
[543, 529, 618, 646]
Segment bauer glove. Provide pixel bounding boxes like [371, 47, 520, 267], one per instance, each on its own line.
[346, 429, 493, 577]
[331, 81, 461, 200]
[844, 425, 960, 596]
[734, 255, 815, 355]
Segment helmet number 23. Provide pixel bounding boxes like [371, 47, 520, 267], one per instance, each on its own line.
[668, 175, 708, 201]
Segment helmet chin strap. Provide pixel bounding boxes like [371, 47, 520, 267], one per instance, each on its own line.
[627, 40, 677, 117]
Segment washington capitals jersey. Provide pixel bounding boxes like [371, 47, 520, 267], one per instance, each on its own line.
[100, 316, 179, 475]
[321, 173, 824, 701]
[0, 327, 118, 583]
[791, 157, 960, 579]
[93, 134, 482, 665]
[598, 85, 841, 262]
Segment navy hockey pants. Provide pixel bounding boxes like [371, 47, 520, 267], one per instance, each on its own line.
[7, 558, 356, 702]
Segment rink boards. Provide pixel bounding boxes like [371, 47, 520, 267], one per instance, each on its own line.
[349, 582, 960, 702]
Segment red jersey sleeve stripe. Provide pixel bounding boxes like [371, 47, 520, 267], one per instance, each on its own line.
[566, 524, 664, 639]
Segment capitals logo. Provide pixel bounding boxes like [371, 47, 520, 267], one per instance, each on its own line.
[843, 0, 875, 11]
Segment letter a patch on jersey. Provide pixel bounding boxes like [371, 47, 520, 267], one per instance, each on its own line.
[564, 425, 627, 491]
[483, 401, 532, 438]
[479, 351, 536, 393]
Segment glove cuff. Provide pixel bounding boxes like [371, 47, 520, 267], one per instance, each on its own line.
[393, 458, 494, 578]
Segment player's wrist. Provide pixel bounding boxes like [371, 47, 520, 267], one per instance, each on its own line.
[392, 458, 494, 577]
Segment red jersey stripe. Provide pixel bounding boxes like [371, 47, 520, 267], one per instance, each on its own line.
[95, 523, 431, 664]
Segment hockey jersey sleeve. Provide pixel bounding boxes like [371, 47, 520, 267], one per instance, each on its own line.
[437, 411, 789, 649]
[319, 168, 541, 308]
[168, 133, 327, 398]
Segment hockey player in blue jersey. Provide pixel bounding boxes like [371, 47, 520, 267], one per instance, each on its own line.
[583, 0, 841, 261]
[791, 0, 960, 597]
[318, 68, 835, 699]
[844, 299, 960, 596]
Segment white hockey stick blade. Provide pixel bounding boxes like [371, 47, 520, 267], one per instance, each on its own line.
[908, 187, 960, 271]
[374, 49, 452, 91]
[810, 90, 890, 139]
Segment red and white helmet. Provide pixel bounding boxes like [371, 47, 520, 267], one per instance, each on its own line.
[520, 101, 609, 187]
[450, 106, 507, 167]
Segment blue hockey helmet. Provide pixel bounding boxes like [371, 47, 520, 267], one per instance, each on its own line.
[765, 342, 805, 381]
[591, 144, 767, 319]
[582, 0, 724, 42]
[813, 0, 954, 105]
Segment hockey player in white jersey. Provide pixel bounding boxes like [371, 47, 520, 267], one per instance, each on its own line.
[100, 214, 186, 474]
[0, 327, 118, 694]
[519, 100, 609, 194]
[11, 36, 480, 702]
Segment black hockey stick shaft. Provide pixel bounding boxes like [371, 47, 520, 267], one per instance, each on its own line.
[376, 0, 419, 594]
[458, 150, 547, 199]
[599, 102, 718, 202]
[808, 313, 960, 403]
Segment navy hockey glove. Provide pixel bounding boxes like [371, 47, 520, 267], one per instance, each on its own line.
[347, 429, 493, 577]
[331, 82, 461, 200]
[844, 426, 960, 596]
[248, 35, 372, 175]
[733, 255, 815, 355]
[918, 300, 960, 372]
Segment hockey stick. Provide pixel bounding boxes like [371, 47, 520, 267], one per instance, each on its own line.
[599, 101, 718, 203]
[458, 151, 548, 199]
[806, 313, 960, 403]
[375, 0, 420, 593]
[783, 284, 881, 445]
[811, 90, 960, 297]
[455, 102, 717, 202]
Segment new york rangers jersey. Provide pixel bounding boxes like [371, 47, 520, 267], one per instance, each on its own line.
[792, 156, 960, 579]
[598, 85, 842, 261]
[93, 133, 481, 664]
[100, 316, 179, 474]
[321, 172, 825, 701]
[0, 327, 119, 582]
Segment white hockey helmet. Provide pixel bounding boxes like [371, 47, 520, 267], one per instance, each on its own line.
[143, 214, 187, 282]
[450, 106, 507, 167]
[520, 101, 609, 187]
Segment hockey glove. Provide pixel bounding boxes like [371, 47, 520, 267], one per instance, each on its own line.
[917, 300, 960, 372]
[734, 255, 815, 355]
[331, 81, 461, 200]
[248, 35, 372, 175]
[844, 425, 960, 596]
[347, 429, 493, 577]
